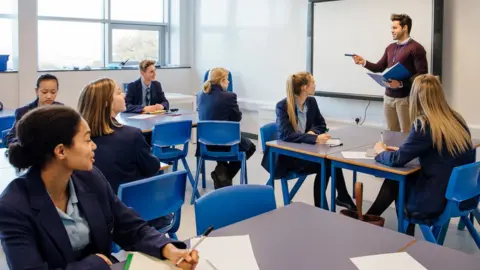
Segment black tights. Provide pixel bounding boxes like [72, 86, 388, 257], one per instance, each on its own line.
[313, 166, 352, 208]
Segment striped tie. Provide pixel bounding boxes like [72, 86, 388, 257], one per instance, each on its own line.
[145, 87, 150, 106]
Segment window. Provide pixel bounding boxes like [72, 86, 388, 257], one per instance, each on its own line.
[37, 0, 168, 70]
[0, 0, 16, 70]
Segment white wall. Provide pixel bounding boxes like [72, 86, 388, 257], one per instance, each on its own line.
[193, 0, 480, 137]
[0, 73, 18, 108]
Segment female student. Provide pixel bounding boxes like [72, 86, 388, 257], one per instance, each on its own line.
[78, 78, 172, 230]
[368, 74, 475, 226]
[261, 71, 355, 210]
[197, 67, 256, 189]
[0, 106, 198, 269]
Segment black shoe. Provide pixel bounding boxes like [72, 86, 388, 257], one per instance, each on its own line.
[335, 198, 357, 211]
[215, 163, 231, 182]
[211, 171, 221, 190]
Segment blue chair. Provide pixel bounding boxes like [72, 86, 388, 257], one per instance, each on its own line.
[0, 116, 14, 147]
[151, 120, 200, 200]
[118, 170, 187, 240]
[260, 123, 308, 205]
[192, 121, 248, 204]
[194, 185, 276, 235]
[1, 128, 10, 148]
[203, 69, 233, 92]
[403, 162, 480, 248]
[457, 208, 480, 231]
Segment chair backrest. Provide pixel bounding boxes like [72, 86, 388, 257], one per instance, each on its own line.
[203, 69, 233, 92]
[152, 120, 192, 147]
[0, 116, 14, 133]
[118, 170, 187, 223]
[260, 122, 277, 152]
[439, 162, 480, 221]
[194, 185, 276, 235]
[1, 129, 10, 148]
[197, 121, 241, 158]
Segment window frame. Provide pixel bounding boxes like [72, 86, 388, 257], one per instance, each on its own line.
[36, 0, 169, 70]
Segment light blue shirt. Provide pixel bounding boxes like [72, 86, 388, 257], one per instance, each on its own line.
[141, 78, 151, 106]
[56, 179, 91, 252]
[296, 101, 308, 133]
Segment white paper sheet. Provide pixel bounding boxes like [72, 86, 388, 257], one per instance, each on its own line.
[126, 252, 181, 269]
[127, 114, 156, 120]
[351, 252, 427, 270]
[341, 151, 374, 160]
[190, 235, 260, 270]
[325, 138, 342, 146]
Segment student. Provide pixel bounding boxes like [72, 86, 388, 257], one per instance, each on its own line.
[4, 74, 62, 146]
[0, 106, 198, 269]
[368, 75, 475, 230]
[352, 14, 428, 133]
[261, 71, 356, 210]
[198, 67, 256, 189]
[125, 60, 169, 113]
[78, 78, 172, 230]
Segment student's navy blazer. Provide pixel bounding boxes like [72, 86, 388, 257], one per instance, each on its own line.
[261, 97, 328, 177]
[5, 99, 63, 146]
[92, 124, 160, 193]
[125, 78, 169, 113]
[0, 166, 185, 270]
[376, 121, 476, 216]
[198, 84, 242, 122]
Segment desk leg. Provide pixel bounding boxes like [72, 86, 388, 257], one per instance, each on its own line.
[397, 178, 406, 233]
[331, 163, 336, 212]
[320, 159, 326, 210]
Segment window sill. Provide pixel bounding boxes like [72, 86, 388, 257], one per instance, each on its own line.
[38, 65, 191, 72]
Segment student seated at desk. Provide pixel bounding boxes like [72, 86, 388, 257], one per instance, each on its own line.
[0, 106, 198, 270]
[125, 60, 169, 114]
[197, 67, 256, 189]
[4, 74, 62, 147]
[261, 71, 355, 210]
[78, 78, 172, 230]
[369, 75, 476, 233]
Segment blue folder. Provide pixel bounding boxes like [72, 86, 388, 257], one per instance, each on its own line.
[367, 62, 411, 87]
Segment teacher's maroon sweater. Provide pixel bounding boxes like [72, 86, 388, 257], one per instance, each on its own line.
[365, 39, 428, 98]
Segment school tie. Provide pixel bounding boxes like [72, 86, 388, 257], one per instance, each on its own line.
[145, 87, 150, 106]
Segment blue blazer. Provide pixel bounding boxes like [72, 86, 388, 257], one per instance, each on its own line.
[0, 166, 185, 270]
[261, 97, 328, 177]
[125, 78, 169, 113]
[198, 84, 242, 122]
[5, 99, 63, 147]
[92, 124, 160, 193]
[376, 121, 476, 215]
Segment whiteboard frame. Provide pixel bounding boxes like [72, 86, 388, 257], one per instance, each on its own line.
[307, 0, 444, 101]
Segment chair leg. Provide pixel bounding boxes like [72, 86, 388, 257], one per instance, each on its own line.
[473, 209, 480, 224]
[281, 179, 290, 205]
[240, 154, 247, 185]
[457, 219, 466, 231]
[419, 224, 438, 244]
[181, 158, 200, 199]
[173, 160, 178, 172]
[244, 156, 248, 184]
[201, 160, 206, 189]
[352, 171, 357, 199]
[168, 232, 178, 240]
[289, 176, 307, 202]
[191, 158, 203, 204]
[436, 218, 450, 245]
[461, 215, 480, 249]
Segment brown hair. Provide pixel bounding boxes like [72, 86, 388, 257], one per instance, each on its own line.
[286, 72, 313, 131]
[409, 74, 471, 157]
[391, 13, 412, 34]
[78, 78, 122, 137]
[139, 60, 156, 72]
[203, 67, 229, 94]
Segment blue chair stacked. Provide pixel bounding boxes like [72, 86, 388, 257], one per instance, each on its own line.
[203, 69, 233, 92]
[192, 121, 248, 204]
[151, 120, 200, 200]
[0, 116, 14, 148]
[118, 170, 187, 240]
[260, 122, 308, 205]
[403, 162, 480, 248]
[194, 185, 276, 235]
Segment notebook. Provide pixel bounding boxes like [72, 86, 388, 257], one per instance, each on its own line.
[367, 62, 411, 87]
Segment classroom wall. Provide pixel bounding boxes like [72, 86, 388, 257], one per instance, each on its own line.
[192, 0, 480, 137]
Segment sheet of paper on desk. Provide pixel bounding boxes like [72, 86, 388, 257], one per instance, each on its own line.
[351, 252, 427, 270]
[325, 138, 342, 146]
[341, 151, 374, 160]
[125, 252, 181, 269]
[190, 235, 260, 270]
[127, 114, 156, 120]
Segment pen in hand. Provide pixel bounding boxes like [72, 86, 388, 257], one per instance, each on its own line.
[175, 226, 214, 266]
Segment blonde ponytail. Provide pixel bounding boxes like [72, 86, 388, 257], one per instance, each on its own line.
[202, 67, 229, 94]
[203, 80, 212, 94]
[286, 75, 298, 131]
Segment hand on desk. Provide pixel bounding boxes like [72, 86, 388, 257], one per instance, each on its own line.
[155, 104, 165, 110]
[374, 141, 399, 155]
[143, 105, 158, 113]
[316, 133, 331, 144]
[307, 131, 317, 135]
[162, 243, 199, 269]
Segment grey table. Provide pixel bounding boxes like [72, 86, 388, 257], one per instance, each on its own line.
[112, 202, 415, 270]
[407, 240, 480, 269]
[116, 110, 198, 133]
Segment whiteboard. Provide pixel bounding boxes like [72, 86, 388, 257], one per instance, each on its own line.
[313, 0, 433, 97]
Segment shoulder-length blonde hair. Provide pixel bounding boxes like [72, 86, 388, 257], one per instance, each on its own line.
[78, 78, 122, 137]
[203, 67, 229, 94]
[285, 72, 313, 131]
[410, 74, 471, 156]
